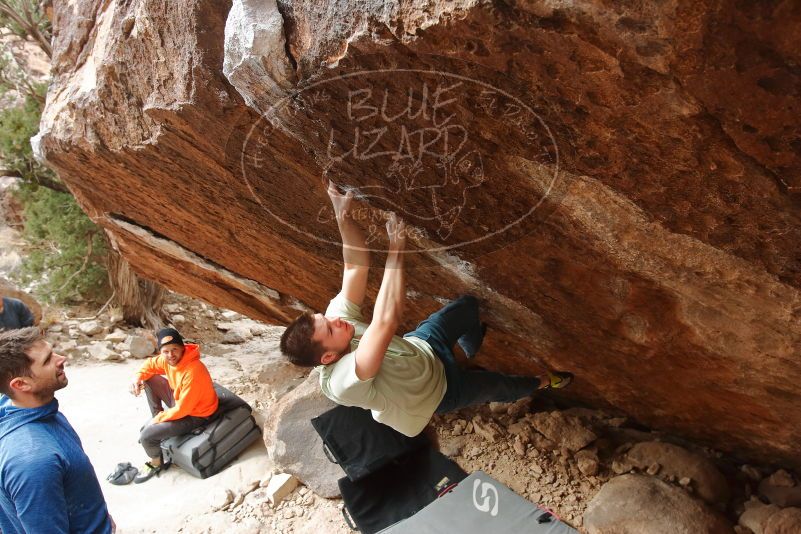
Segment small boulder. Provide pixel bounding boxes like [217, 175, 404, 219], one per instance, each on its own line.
[472, 416, 503, 442]
[86, 342, 120, 362]
[108, 308, 123, 325]
[104, 329, 127, 343]
[507, 397, 532, 419]
[576, 450, 600, 476]
[124, 335, 156, 359]
[766, 470, 795, 488]
[512, 437, 527, 457]
[58, 339, 79, 354]
[622, 441, 730, 507]
[764, 507, 801, 534]
[741, 465, 763, 482]
[759, 470, 801, 507]
[583, 474, 734, 533]
[488, 401, 508, 414]
[439, 437, 465, 458]
[222, 328, 251, 344]
[78, 320, 104, 336]
[221, 310, 241, 320]
[209, 487, 234, 511]
[171, 314, 186, 325]
[530, 411, 597, 452]
[249, 324, 270, 336]
[739, 497, 780, 534]
[265, 473, 298, 507]
[508, 421, 534, 440]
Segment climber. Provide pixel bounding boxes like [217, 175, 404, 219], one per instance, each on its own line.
[280, 181, 573, 436]
[128, 327, 218, 483]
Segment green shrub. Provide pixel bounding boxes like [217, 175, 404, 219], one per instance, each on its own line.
[1, 90, 110, 304]
[0, 87, 46, 181]
[14, 184, 111, 303]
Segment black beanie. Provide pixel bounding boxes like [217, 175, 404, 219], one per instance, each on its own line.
[156, 327, 184, 350]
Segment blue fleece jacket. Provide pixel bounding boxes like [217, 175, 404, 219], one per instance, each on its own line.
[0, 395, 111, 534]
[0, 297, 35, 330]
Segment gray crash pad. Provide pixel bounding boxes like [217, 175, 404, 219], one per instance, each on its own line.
[380, 471, 578, 534]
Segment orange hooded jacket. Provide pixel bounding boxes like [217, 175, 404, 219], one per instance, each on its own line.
[135, 344, 219, 423]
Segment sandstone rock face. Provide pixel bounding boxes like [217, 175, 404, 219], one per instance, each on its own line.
[36, 0, 801, 468]
[583, 474, 734, 534]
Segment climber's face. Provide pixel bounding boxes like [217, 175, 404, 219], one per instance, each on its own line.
[312, 314, 355, 365]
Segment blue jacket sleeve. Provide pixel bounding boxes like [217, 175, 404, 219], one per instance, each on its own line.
[6, 450, 70, 533]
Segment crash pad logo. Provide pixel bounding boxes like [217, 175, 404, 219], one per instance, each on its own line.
[472, 478, 500, 517]
[239, 55, 559, 256]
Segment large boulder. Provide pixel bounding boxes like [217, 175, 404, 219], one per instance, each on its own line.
[621, 441, 730, 507]
[262, 370, 340, 498]
[34, 0, 801, 469]
[583, 474, 734, 534]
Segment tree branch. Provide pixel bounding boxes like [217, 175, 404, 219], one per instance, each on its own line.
[0, 1, 51, 57]
[55, 231, 94, 294]
[33, 174, 70, 194]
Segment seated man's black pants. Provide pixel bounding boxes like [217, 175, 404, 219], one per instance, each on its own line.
[138, 376, 209, 459]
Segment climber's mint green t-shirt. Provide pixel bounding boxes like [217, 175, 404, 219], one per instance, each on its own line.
[318, 293, 447, 437]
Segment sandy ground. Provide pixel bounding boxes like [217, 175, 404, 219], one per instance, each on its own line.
[57, 360, 271, 533]
[54, 329, 350, 534]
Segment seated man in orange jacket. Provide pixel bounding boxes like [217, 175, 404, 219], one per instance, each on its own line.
[128, 327, 218, 483]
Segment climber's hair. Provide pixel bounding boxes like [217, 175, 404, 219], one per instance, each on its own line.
[280, 312, 325, 367]
[0, 327, 41, 398]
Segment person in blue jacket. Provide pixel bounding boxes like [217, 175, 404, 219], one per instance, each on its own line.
[0, 327, 114, 533]
[0, 295, 35, 330]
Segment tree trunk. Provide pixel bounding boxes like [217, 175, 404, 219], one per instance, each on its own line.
[106, 247, 166, 330]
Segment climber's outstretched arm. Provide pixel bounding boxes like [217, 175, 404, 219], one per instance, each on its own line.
[327, 181, 370, 306]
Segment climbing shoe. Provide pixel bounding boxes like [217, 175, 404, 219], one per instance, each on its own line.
[133, 461, 170, 484]
[545, 370, 573, 389]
